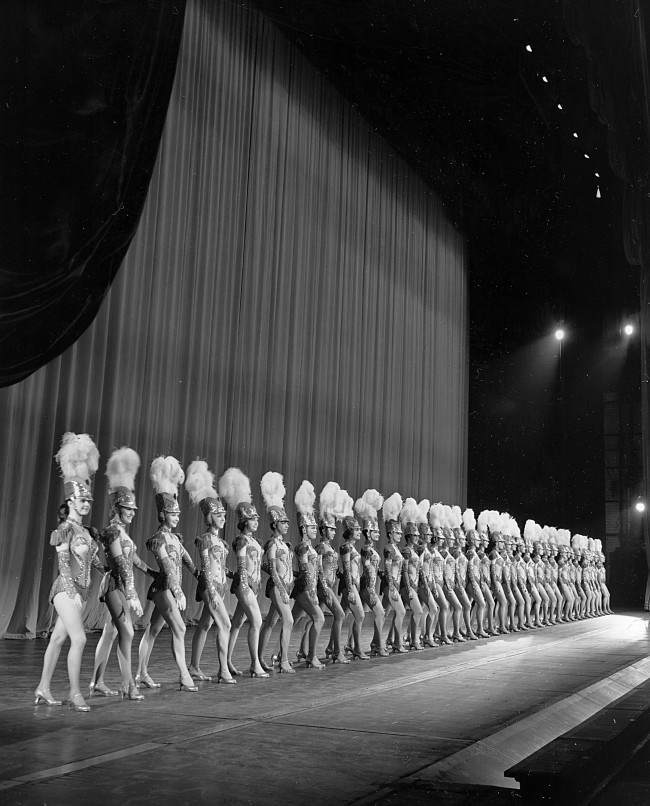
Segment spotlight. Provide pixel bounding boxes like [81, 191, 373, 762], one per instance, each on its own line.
[572, 132, 579, 138]
[542, 75, 548, 83]
[623, 323, 635, 336]
[557, 103, 563, 110]
[554, 328, 566, 341]
[635, 500, 646, 513]
[525, 44, 533, 53]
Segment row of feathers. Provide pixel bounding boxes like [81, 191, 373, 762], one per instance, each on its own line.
[56, 434, 597, 551]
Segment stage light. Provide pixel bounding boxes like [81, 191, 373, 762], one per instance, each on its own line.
[623, 323, 635, 336]
[584, 153, 590, 159]
[525, 44, 533, 53]
[572, 132, 579, 138]
[595, 172, 600, 178]
[554, 328, 565, 341]
[557, 103, 563, 110]
[635, 500, 646, 513]
[542, 75, 548, 83]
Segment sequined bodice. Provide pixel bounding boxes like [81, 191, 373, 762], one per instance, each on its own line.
[198, 530, 229, 585]
[318, 543, 338, 586]
[384, 543, 403, 584]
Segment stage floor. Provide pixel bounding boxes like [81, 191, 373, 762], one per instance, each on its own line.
[1, 612, 649, 804]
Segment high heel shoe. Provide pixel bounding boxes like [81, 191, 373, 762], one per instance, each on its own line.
[89, 680, 119, 697]
[392, 645, 409, 654]
[249, 667, 270, 679]
[134, 673, 161, 689]
[372, 646, 390, 657]
[260, 660, 274, 674]
[121, 682, 145, 701]
[350, 650, 369, 660]
[68, 692, 90, 712]
[178, 680, 199, 692]
[279, 663, 296, 674]
[324, 647, 333, 659]
[305, 657, 324, 670]
[228, 665, 243, 677]
[216, 675, 236, 684]
[330, 652, 351, 664]
[296, 649, 308, 662]
[34, 688, 62, 706]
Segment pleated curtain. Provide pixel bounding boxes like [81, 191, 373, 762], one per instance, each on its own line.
[0, 0, 467, 636]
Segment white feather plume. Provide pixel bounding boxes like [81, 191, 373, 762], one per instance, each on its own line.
[429, 502, 444, 528]
[105, 446, 140, 492]
[319, 481, 340, 520]
[463, 508, 476, 531]
[418, 499, 431, 522]
[399, 497, 422, 526]
[56, 432, 99, 483]
[523, 519, 536, 541]
[383, 493, 403, 523]
[477, 510, 490, 533]
[354, 497, 375, 520]
[217, 467, 251, 507]
[362, 489, 384, 511]
[185, 460, 217, 504]
[150, 456, 184, 495]
[335, 489, 354, 519]
[260, 471, 286, 509]
[294, 480, 316, 516]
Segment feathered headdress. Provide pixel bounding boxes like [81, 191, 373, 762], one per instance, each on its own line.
[355, 488, 383, 532]
[400, 497, 423, 536]
[150, 455, 184, 516]
[336, 489, 358, 534]
[477, 509, 490, 534]
[429, 502, 444, 530]
[319, 481, 340, 530]
[186, 460, 224, 519]
[261, 471, 288, 525]
[218, 467, 258, 526]
[462, 508, 476, 533]
[295, 480, 317, 530]
[106, 446, 140, 510]
[418, 499, 432, 536]
[383, 492, 403, 529]
[56, 432, 99, 501]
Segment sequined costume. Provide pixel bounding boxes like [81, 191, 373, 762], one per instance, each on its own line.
[293, 541, 320, 606]
[360, 544, 381, 608]
[339, 541, 362, 611]
[231, 533, 262, 595]
[49, 520, 104, 603]
[195, 528, 229, 603]
[100, 516, 151, 608]
[317, 542, 339, 608]
[263, 535, 293, 600]
[146, 525, 196, 601]
[382, 542, 404, 602]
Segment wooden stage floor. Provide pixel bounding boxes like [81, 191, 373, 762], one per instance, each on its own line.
[1, 611, 649, 805]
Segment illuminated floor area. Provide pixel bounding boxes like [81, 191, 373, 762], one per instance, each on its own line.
[1, 612, 649, 804]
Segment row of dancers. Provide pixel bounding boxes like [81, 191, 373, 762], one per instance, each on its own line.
[34, 434, 611, 711]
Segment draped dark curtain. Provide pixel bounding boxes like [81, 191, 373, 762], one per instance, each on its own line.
[0, 0, 467, 637]
[564, 1, 650, 606]
[0, 0, 186, 387]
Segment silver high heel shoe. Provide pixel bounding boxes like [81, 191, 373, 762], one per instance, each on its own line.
[34, 688, 62, 706]
[89, 680, 119, 697]
[68, 692, 90, 712]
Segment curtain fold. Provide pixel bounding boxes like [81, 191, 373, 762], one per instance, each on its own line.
[0, 0, 186, 386]
[0, 0, 467, 637]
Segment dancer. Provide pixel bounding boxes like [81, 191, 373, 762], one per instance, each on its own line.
[338, 490, 367, 660]
[291, 480, 326, 668]
[439, 507, 465, 641]
[428, 503, 453, 644]
[91, 447, 154, 701]
[258, 472, 295, 674]
[512, 528, 534, 629]
[399, 498, 425, 650]
[136, 456, 198, 692]
[416, 500, 441, 647]
[595, 540, 612, 614]
[463, 509, 488, 638]
[487, 511, 509, 634]
[556, 528, 576, 621]
[450, 507, 478, 640]
[220, 468, 268, 679]
[355, 490, 387, 656]
[523, 520, 543, 627]
[317, 482, 349, 664]
[382, 493, 408, 653]
[35, 432, 102, 711]
[533, 528, 552, 625]
[186, 460, 234, 684]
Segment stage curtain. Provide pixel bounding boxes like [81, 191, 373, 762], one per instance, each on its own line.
[0, 0, 186, 387]
[0, 0, 467, 637]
